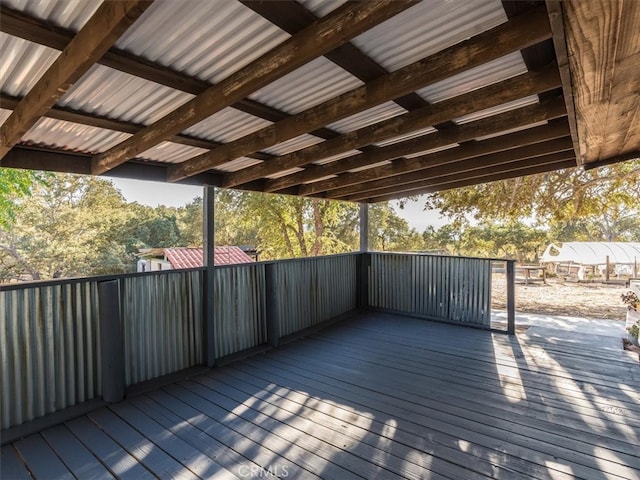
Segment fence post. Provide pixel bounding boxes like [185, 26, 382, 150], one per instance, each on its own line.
[98, 280, 124, 402]
[357, 253, 370, 310]
[265, 263, 280, 347]
[203, 185, 216, 367]
[506, 260, 516, 335]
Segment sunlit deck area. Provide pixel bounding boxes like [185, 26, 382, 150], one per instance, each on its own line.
[3, 312, 638, 480]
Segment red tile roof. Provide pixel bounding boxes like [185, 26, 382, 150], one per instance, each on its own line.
[163, 247, 253, 269]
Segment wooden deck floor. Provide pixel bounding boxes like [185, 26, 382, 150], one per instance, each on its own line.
[3, 312, 639, 480]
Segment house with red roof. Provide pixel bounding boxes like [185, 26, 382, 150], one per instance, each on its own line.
[137, 246, 254, 272]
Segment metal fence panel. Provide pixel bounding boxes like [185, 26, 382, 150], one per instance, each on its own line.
[369, 253, 492, 327]
[214, 264, 266, 358]
[121, 270, 203, 386]
[274, 254, 358, 337]
[0, 281, 100, 430]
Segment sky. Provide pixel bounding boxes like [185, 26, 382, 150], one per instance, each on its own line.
[110, 177, 449, 231]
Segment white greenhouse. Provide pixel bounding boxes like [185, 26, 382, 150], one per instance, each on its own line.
[541, 242, 640, 280]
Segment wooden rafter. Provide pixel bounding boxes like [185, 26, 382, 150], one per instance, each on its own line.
[0, 95, 274, 162]
[240, 0, 431, 113]
[361, 157, 577, 203]
[299, 120, 570, 197]
[275, 97, 567, 196]
[0, 5, 341, 141]
[242, 64, 561, 192]
[168, 5, 552, 182]
[330, 137, 573, 200]
[0, 1, 153, 160]
[90, 0, 417, 175]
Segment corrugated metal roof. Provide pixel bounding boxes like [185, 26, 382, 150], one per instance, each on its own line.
[264, 167, 305, 179]
[214, 157, 263, 173]
[404, 143, 459, 159]
[374, 126, 438, 147]
[2, 0, 101, 31]
[476, 120, 548, 141]
[297, 0, 348, 18]
[262, 134, 324, 156]
[349, 160, 391, 173]
[453, 95, 540, 125]
[311, 149, 362, 166]
[417, 52, 527, 103]
[0, 109, 11, 124]
[163, 246, 254, 268]
[139, 142, 207, 164]
[0, 34, 60, 97]
[58, 65, 194, 125]
[182, 107, 271, 143]
[21, 117, 130, 154]
[248, 57, 363, 115]
[114, 0, 290, 84]
[327, 102, 406, 133]
[350, 0, 507, 72]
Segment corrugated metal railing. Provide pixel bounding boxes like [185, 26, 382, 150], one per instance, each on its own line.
[214, 264, 266, 358]
[121, 270, 203, 386]
[1, 251, 511, 435]
[269, 254, 358, 337]
[369, 253, 493, 327]
[0, 280, 101, 430]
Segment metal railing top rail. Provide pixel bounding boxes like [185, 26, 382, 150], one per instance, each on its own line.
[369, 251, 516, 263]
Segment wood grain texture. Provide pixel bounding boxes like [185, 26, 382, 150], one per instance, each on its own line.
[168, 5, 553, 182]
[563, 0, 640, 164]
[91, 0, 417, 175]
[224, 64, 560, 189]
[7, 313, 638, 480]
[0, 1, 152, 160]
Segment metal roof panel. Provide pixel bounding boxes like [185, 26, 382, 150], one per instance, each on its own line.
[350, 0, 507, 72]
[183, 107, 272, 143]
[2, 0, 102, 31]
[327, 102, 407, 133]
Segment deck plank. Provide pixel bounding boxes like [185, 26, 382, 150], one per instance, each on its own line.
[65, 417, 155, 480]
[41, 425, 115, 480]
[13, 434, 74, 480]
[1, 445, 32, 479]
[7, 312, 640, 480]
[268, 342, 638, 476]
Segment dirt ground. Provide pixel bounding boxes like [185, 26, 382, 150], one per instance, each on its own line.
[492, 275, 629, 320]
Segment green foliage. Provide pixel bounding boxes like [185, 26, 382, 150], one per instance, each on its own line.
[0, 168, 50, 228]
[369, 203, 424, 252]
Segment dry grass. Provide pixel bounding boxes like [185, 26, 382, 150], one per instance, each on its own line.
[492, 275, 628, 320]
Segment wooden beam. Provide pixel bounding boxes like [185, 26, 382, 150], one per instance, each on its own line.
[1, 146, 221, 186]
[274, 119, 569, 194]
[241, 0, 430, 112]
[289, 97, 567, 195]
[168, 5, 553, 182]
[91, 0, 417, 175]
[329, 137, 573, 199]
[0, 5, 339, 141]
[0, 95, 274, 162]
[582, 150, 640, 170]
[0, 1, 153, 160]
[355, 154, 576, 202]
[545, 1, 581, 163]
[233, 64, 561, 191]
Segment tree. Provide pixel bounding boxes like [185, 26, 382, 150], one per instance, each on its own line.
[0, 168, 50, 228]
[423, 160, 640, 241]
[369, 203, 425, 252]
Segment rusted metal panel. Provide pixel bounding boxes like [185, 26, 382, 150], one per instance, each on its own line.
[0, 280, 101, 430]
[121, 270, 203, 386]
[369, 253, 492, 327]
[273, 254, 358, 337]
[214, 264, 266, 358]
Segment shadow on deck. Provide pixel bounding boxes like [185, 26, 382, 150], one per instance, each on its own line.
[3, 312, 639, 480]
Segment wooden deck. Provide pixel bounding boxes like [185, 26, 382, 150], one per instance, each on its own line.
[3, 312, 639, 480]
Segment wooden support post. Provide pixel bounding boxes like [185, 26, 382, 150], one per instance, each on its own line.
[98, 280, 124, 403]
[358, 203, 370, 309]
[605, 255, 610, 281]
[506, 260, 516, 335]
[634, 256, 638, 278]
[203, 185, 216, 367]
[265, 263, 280, 348]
